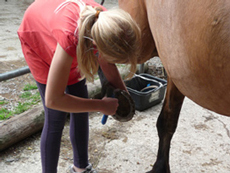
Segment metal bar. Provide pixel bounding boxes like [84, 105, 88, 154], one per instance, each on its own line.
[0, 66, 30, 82]
[100, 0, 105, 5]
[139, 63, 145, 73]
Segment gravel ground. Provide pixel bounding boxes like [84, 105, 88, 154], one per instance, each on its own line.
[1, 1, 230, 173]
[1, 98, 230, 173]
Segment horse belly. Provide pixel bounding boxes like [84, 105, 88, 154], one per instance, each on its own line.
[168, 59, 230, 116]
[148, 0, 230, 116]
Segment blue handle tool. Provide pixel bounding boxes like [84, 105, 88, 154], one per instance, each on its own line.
[101, 94, 115, 125]
[101, 114, 108, 125]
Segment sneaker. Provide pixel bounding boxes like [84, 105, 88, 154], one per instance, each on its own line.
[68, 163, 98, 173]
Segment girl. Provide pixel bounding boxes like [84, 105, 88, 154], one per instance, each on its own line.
[18, 0, 140, 172]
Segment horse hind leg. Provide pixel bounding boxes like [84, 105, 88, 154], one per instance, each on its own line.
[147, 78, 185, 173]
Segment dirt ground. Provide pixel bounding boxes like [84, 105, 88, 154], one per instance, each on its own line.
[1, 0, 230, 173]
[1, 98, 230, 173]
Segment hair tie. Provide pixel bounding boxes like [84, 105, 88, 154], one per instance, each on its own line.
[95, 10, 101, 19]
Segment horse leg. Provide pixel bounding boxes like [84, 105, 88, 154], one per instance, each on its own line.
[147, 78, 185, 173]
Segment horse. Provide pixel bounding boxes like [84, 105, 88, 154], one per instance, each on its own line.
[118, 0, 230, 173]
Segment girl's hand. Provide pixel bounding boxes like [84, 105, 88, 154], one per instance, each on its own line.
[101, 97, 119, 115]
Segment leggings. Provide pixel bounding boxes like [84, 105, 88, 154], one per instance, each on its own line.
[36, 79, 89, 173]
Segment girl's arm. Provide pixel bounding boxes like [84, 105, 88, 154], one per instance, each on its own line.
[45, 43, 118, 115]
[98, 54, 128, 92]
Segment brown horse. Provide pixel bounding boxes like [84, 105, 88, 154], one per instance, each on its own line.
[118, 0, 230, 173]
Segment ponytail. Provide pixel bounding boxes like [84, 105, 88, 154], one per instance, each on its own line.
[77, 5, 141, 82]
[77, 6, 99, 82]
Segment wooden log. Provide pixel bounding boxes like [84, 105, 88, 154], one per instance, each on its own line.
[0, 105, 44, 151]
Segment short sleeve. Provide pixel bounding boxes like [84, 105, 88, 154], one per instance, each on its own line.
[50, 2, 80, 58]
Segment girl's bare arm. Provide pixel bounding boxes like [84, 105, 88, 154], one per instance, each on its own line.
[45, 43, 118, 115]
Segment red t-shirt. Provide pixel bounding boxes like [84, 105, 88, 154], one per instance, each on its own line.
[18, 0, 106, 85]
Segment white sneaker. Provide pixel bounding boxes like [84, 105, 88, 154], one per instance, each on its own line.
[68, 163, 98, 173]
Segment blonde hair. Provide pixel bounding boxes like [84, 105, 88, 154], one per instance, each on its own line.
[77, 4, 141, 82]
